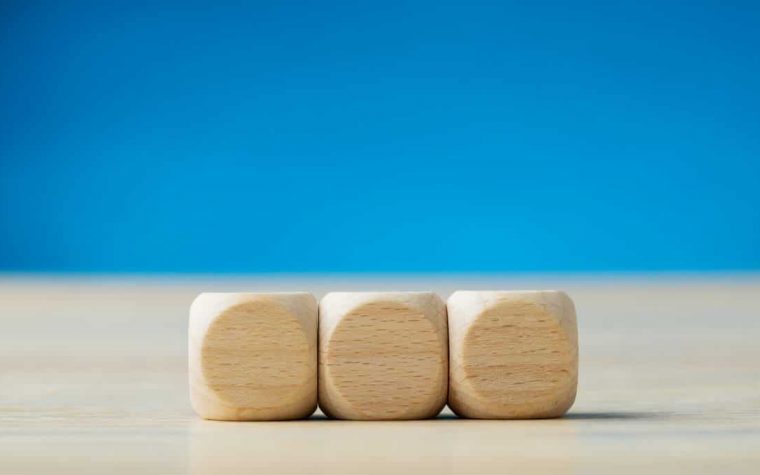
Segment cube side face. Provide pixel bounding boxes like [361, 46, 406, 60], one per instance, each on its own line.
[189, 293, 317, 420]
[319, 292, 448, 420]
[448, 291, 578, 419]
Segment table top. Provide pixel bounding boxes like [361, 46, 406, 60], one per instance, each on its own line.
[1, 274, 759, 474]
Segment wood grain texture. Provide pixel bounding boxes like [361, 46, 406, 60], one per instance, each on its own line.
[1, 275, 759, 474]
[189, 292, 317, 420]
[319, 292, 448, 420]
[448, 290, 578, 418]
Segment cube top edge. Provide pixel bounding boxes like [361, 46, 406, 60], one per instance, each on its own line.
[448, 290, 571, 308]
[321, 291, 439, 297]
[448, 289, 567, 298]
[193, 291, 315, 298]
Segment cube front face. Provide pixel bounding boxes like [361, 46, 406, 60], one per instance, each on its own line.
[189, 293, 317, 421]
[447, 291, 578, 419]
[319, 292, 448, 420]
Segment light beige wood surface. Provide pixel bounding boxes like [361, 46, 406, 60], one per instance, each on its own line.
[189, 292, 317, 420]
[319, 292, 448, 420]
[1, 274, 760, 474]
[447, 290, 578, 419]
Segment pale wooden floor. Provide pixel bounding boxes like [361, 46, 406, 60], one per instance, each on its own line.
[1, 275, 759, 474]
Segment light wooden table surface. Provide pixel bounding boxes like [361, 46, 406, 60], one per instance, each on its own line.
[1, 275, 759, 474]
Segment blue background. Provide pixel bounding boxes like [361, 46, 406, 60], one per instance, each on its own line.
[1, 1, 759, 273]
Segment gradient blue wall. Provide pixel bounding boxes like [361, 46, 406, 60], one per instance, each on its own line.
[1, 1, 759, 272]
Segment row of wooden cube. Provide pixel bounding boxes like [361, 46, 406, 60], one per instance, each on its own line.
[189, 291, 578, 420]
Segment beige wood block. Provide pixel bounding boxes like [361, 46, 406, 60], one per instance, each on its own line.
[447, 290, 578, 419]
[319, 292, 448, 420]
[189, 292, 317, 420]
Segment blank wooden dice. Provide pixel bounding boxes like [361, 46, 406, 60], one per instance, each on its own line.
[447, 290, 578, 419]
[189, 292, 317, 420]
[318, 292, 448, 420]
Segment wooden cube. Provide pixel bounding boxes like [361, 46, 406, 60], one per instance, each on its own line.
[189, 292, 317, 420]
[447, 290, 578, 419]
[319, 292, 448, 420]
